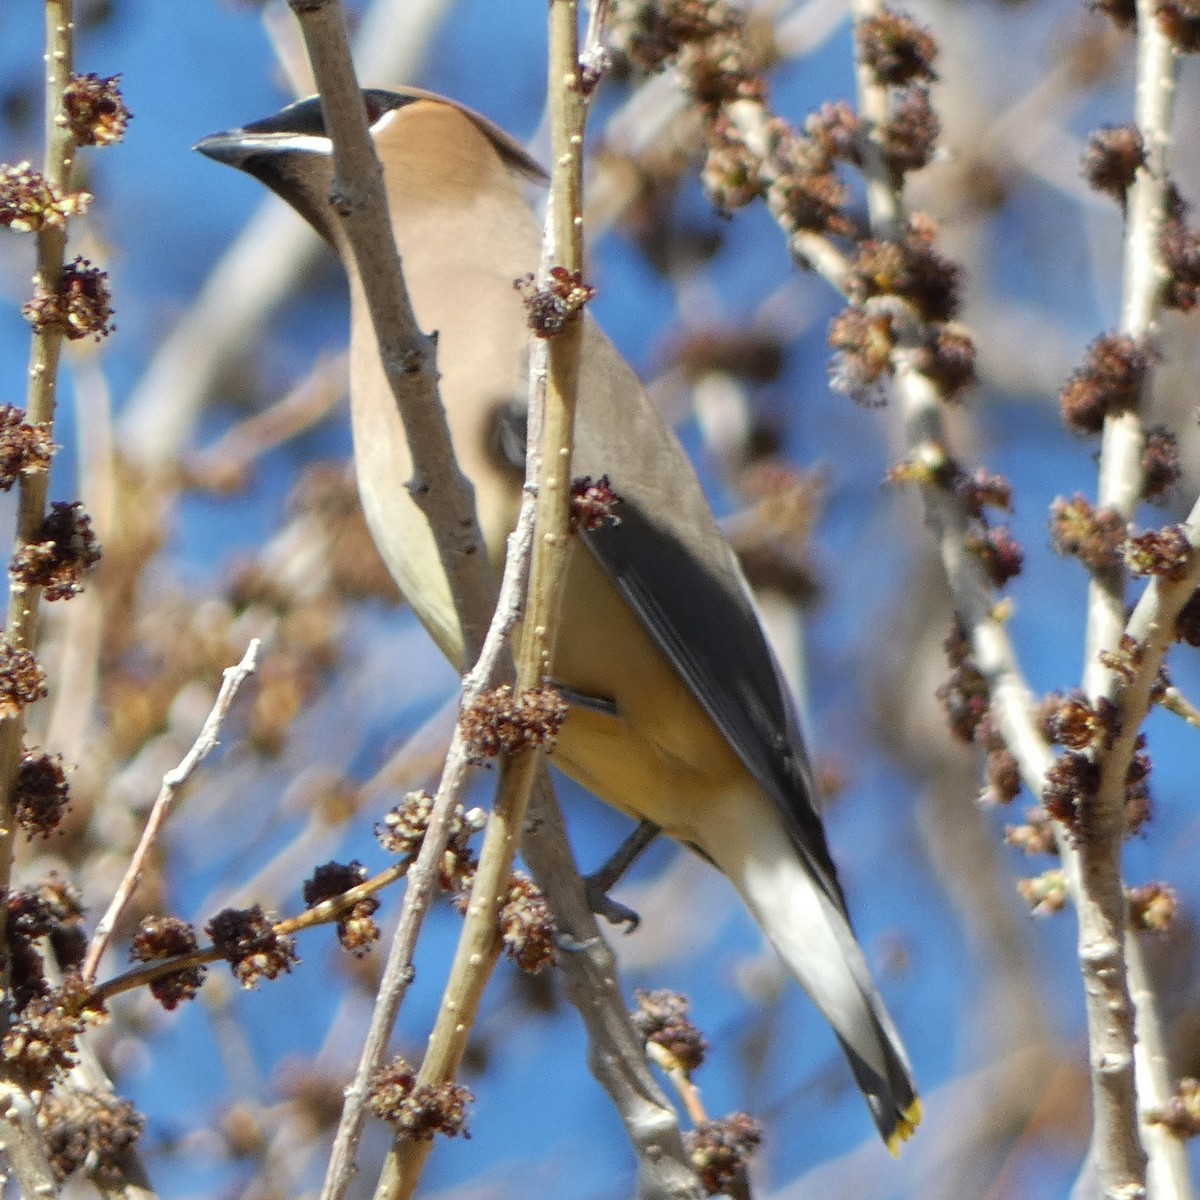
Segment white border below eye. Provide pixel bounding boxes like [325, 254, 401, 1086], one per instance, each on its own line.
[371, 106, 402, 135]
[241, 133, 333, 157]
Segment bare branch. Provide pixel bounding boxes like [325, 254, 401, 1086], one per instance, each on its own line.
[83, 640, 262, 982]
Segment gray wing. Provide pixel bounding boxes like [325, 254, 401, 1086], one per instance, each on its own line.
[578, 497, 851, 917]
[494, 318, 849, 916]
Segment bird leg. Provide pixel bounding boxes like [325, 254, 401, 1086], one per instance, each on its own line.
[584, 818, 661, 932]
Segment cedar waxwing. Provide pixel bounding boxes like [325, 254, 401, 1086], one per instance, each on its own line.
[196, 88, 920, 1151]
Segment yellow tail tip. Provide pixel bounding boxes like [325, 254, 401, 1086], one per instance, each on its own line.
[885, 1098, 923, 1157]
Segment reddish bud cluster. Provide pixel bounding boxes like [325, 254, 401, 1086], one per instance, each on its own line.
[39, 1090, 144, 1186]
[303, 860, 380, 957]
[686, 1113, 763, 1196]
[1039, 732, 1152, 843]
[14, 750, 70, 839]
[708, 112, 853, 235]
[130, 915, 206, 1010]
[1042, 751, 1100, 837]
[879, 85, 940, 177]
[570, 474, 622, 532]
[1098, 634, 1143, 683]
[1049, 495, 1126, 572]
[1125, 524, 1193, 579]
[805, 102, 863, 165]
[7, 877, 88, 1010]
[696, 132, 757, 214]
[0, 644, 48, 717]
[1161, 185, 1200, 311]
[965, 525, 1023, 588]
[618, 0, 740, 71]
[499, 873, 556, 973]
[0, 162, 91, 232]
[11, 501, 102, 600]
[985, 747, 1021, 806]
[1043, 692, 1119, 752]
[0, 406, 54, 490]
[2, 975, 100, 1092]
[378, 791, 474, 857]
[632, 988, 709, 1073]
[24, 257, 115, 342]
[918, 323, 977, 400]
[833, 314, 976, 405]
[1059, 334, 1149, 434]
[856, 9, 938, 85]
[1082, 125, 1145, 204]
[515, 267, 596, 337]
[956, 469, 1013, 518]
[367, 1056, 473, 1140]
[206, 905, 298, 989]
[847, 218, 961, 323]
[302, 859, 368, 906]
[937, 626, 991, 743]
[1141, 426, 1181, 503]
[828, 306, 896, 403]
[63, 72, 131, 146]
[460, 684, 569, 761]
[615, 0, 766, 107]
[1125, 745, 1153, 834]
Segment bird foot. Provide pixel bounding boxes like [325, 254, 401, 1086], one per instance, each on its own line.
[583, 876, 641, 932]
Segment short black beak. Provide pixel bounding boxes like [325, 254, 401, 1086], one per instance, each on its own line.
[193, 130, 251, 166]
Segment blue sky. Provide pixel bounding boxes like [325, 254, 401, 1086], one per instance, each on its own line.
[1, 1, 1197, 1196]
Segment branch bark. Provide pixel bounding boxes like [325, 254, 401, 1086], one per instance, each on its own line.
[281, 5, 695, 1199]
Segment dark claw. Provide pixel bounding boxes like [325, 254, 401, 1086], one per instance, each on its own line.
[582, 818, 661, 933]
[583, 877, 642, 932]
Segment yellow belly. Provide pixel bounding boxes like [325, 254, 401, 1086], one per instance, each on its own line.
[546, 545, 752, 849]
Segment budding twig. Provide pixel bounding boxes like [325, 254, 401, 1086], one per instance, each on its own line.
[83, 640, 261, 982]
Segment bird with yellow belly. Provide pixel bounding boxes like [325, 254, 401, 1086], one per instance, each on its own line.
[197, 87, 920, 1152]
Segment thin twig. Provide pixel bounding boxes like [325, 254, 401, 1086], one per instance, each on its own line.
[378, 4, 591, 1195]
[519, 775, 703, 1199]
[646, 1044, 708, 1126]
[83, 640, 262, 982]
[1158, 684, 1200, 729]
[0, 0, 78, 1012]
[1126, 930, 1194, 1200]
[262, 19, 517, 1189]
[287, 0, 495, 664]
[273, 6, 613, 1198]
[0, 1083, 61, 1198]
[317, 506, 531, 1200]
[843, 0, 1178, 1189]
[1066, 0, 1180, 1187]
[94, 848, 425, 1004]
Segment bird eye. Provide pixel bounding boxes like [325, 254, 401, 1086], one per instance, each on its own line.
[486, 399, 528, 475]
